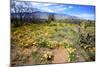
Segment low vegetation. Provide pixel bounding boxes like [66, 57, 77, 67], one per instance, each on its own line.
[11, 19, 95, 65]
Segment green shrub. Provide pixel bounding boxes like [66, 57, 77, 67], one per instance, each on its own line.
[69, 52, 77, 62]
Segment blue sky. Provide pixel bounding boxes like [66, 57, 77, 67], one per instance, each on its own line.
[12, 1, 95, 20]
[31, 2, 95, 20]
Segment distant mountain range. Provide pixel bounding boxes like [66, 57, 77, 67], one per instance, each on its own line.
[31, 11, 81, 20]
[11, 11, 88, 20]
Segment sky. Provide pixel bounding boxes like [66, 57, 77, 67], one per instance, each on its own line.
[11, 1, 95, 20]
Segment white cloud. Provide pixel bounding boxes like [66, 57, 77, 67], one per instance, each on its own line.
[42, 3, 53, 7]
[51, 7, 67, 13]
[30, 3, 68, 13]
[40, 7, 54, 12]
[68, 6, 73, 9]
[31, 2, 52, 8]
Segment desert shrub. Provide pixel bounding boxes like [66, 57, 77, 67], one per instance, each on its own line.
[64, 43, 77, 62]
[11, 21, 23, 27]
[32, 51, 43, 64]
[79, 33, 95, 61]
[37, 38, 50, 48]
[64, 43, 74, 49]
[42, 51, 54, 61]
[48, 22, 57, 26]
[80, 21, 95, 29]
[80, 33, 95, 45]
[68, 52, 77, 62]
[35, 37, 57, 49]
[32, 51, 54, 64]
[79, 20, 95, 61]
